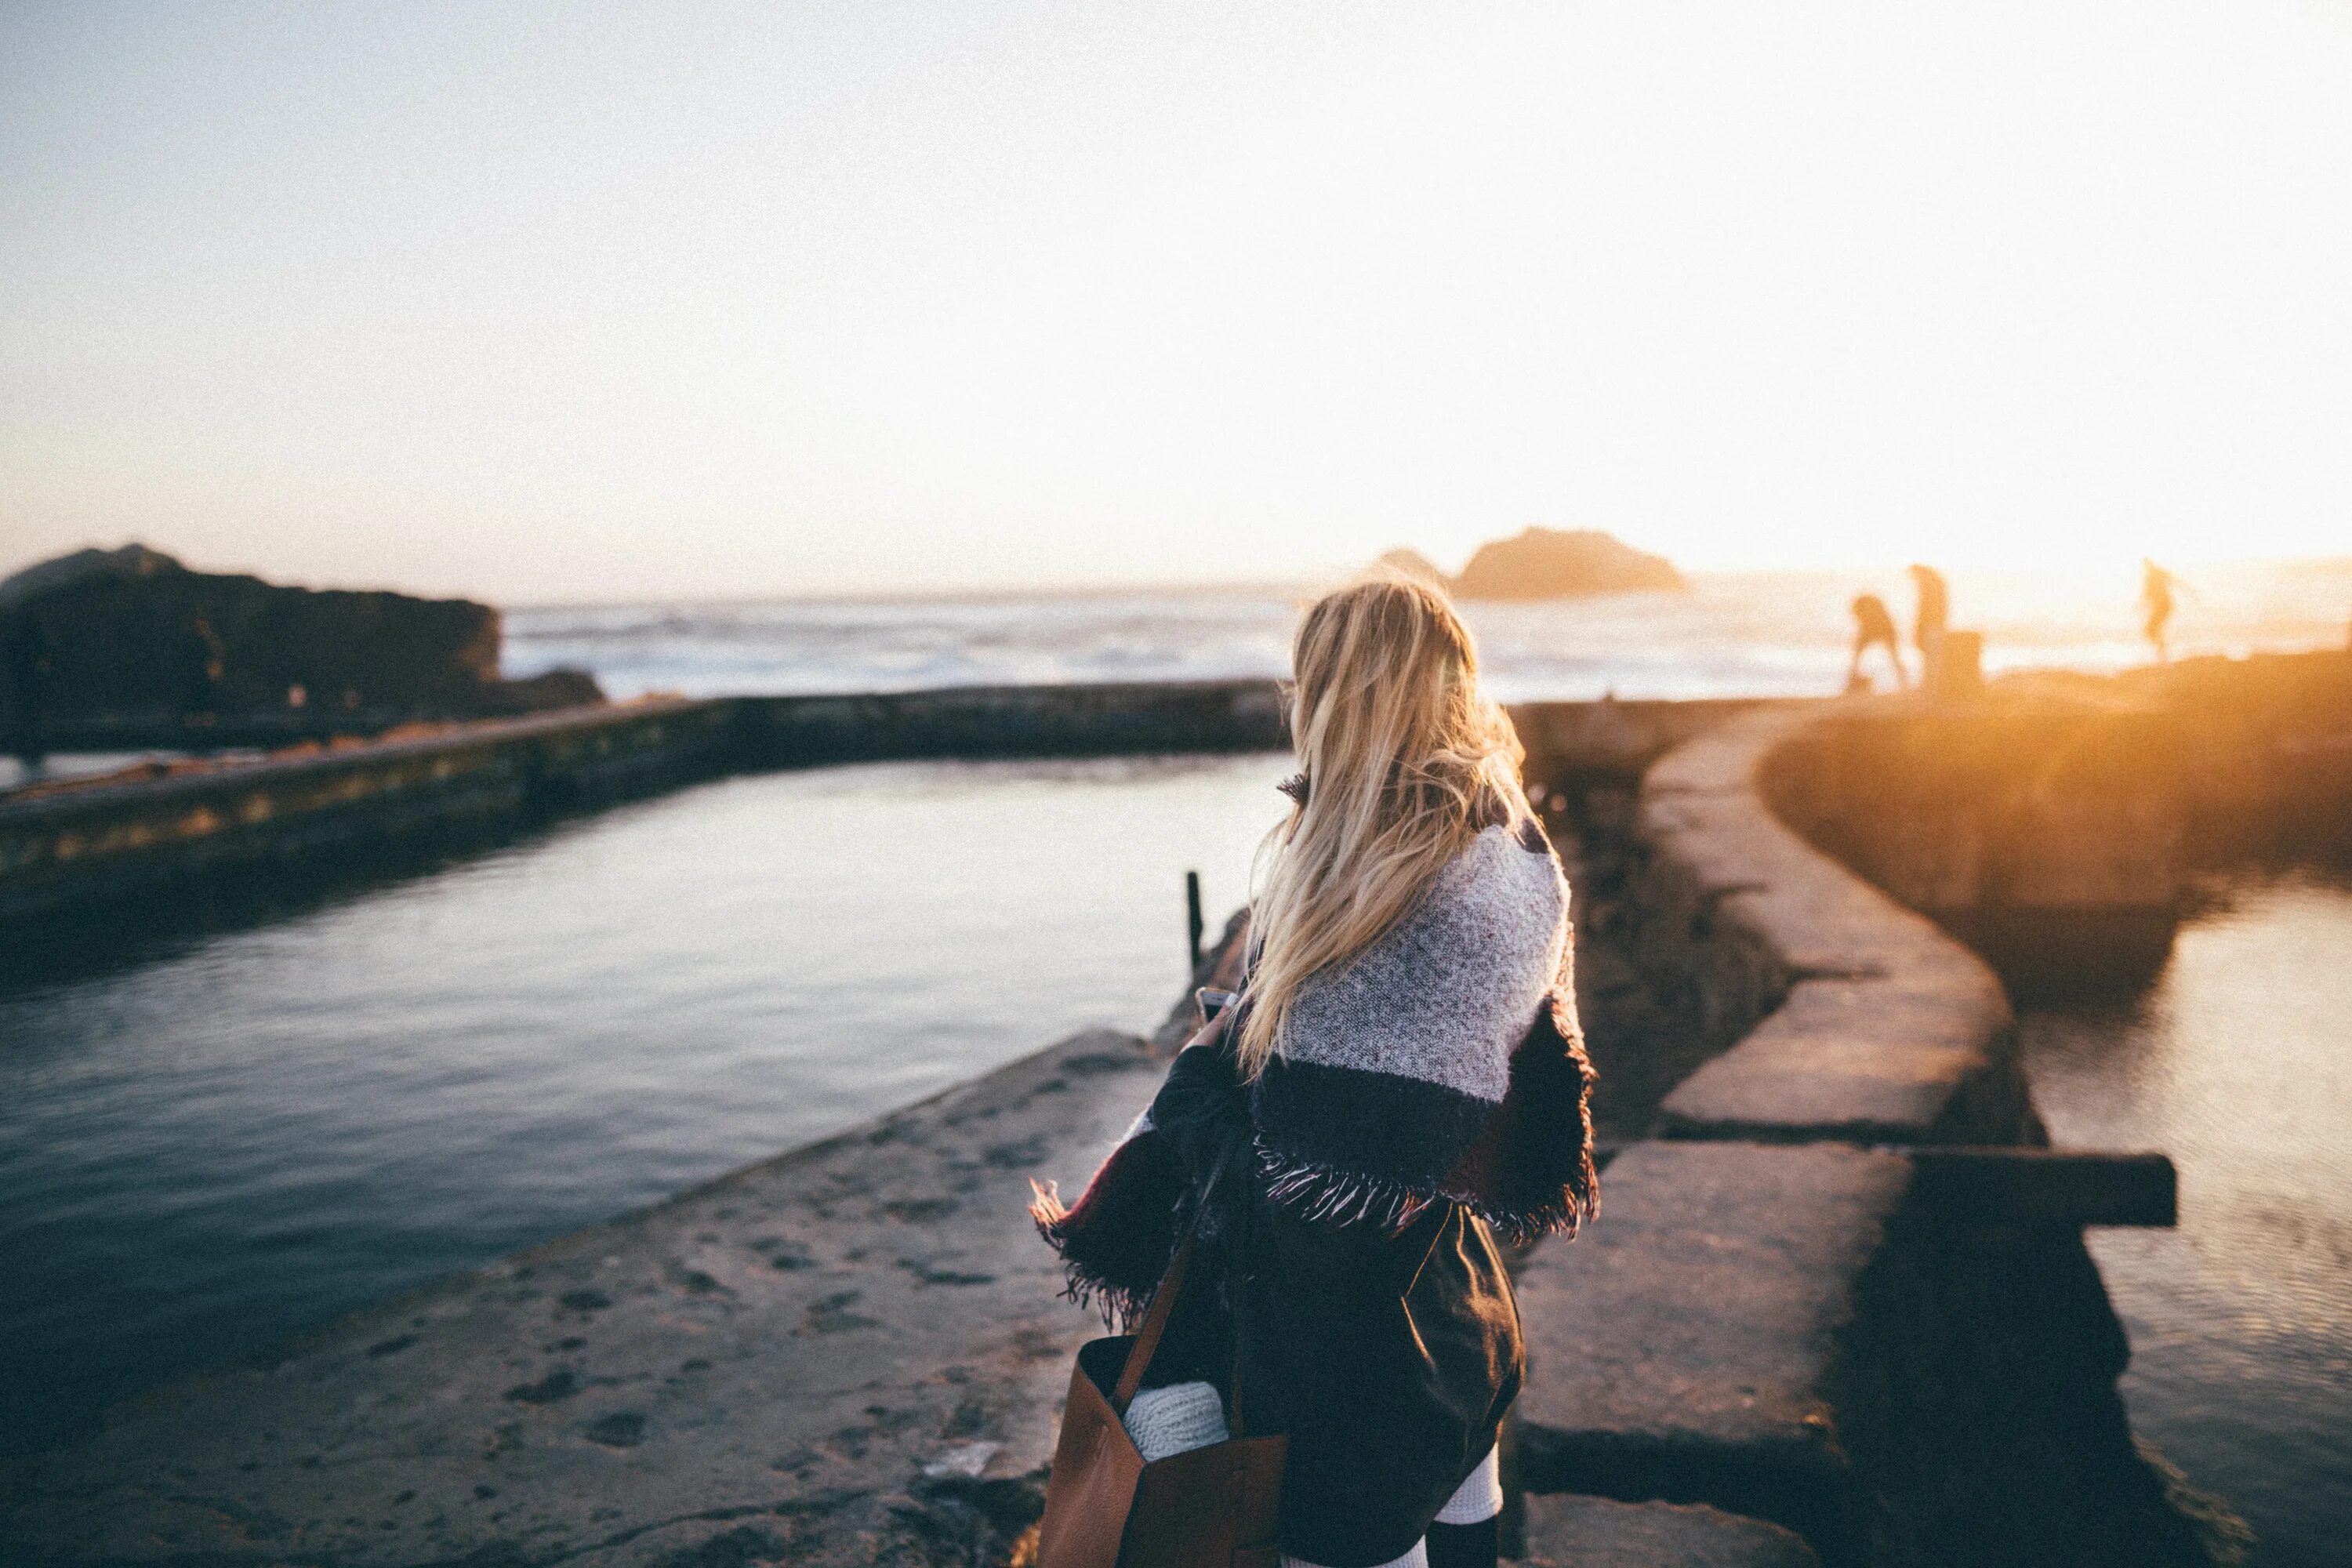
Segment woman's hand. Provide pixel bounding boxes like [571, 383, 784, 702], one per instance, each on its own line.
[1180, 1002, 1236, 1055]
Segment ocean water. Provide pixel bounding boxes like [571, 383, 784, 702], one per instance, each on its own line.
[501, 562, 2352, 702]
[0, 752, 1294, 1457]
[8, 561, 2343, 795]
[2021, 869, 2352, 1568]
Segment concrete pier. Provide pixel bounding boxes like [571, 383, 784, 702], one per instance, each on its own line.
[0, 682, 1768, 931]
[0, 680, 1297, 930]
[1508, 702, 2213, 1567]
[0, 699, 745, 925]
[1632, 707, 2029, 1148]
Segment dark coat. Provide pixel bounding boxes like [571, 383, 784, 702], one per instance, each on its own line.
[1134, 1033, 1525, 1568]
[1033, 811, 1594, 1565]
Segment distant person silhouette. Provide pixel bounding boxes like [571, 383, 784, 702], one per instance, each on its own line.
[2140, 559, 2183, 663]
[1846, 593, 1908, 692]
[1906, 564, 1950, 688]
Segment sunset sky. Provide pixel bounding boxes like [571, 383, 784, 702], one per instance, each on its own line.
[5, 1, 2350, 604]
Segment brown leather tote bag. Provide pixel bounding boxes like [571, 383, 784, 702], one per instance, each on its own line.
[1034, 1224, 1287, 1568]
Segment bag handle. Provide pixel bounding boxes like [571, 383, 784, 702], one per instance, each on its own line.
[1110, 1222, 1196, 1415]
[1123, 1222, 1251, 1439]
[1109, 1035, 1252, 1425]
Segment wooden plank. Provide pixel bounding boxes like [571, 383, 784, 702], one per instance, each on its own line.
[1902, 1147, 2176, 1227]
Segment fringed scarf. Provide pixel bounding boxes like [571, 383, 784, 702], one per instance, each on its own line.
[1033, 812, 1599, 1323]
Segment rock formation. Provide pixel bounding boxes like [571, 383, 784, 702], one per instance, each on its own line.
[1449, 528, 1686, 601]
[0, 544, 601, 742]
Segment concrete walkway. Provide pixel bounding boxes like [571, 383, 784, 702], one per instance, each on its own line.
[2, 1029, 1161, 1567]
[1516, 1142, 1910, 1559]
[1521, 1494, 1819, 1568]
[1505, 704, 2204, 1568]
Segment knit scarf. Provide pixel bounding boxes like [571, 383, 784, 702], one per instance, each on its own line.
[1033, 813, 1599, 1323]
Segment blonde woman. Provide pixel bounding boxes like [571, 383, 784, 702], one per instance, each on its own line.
[1035, 576, 1598, 1568]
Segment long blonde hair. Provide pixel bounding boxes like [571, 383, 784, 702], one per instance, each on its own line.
[1236, 575, 1532, 1079]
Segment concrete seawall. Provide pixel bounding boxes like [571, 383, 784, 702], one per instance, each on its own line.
[0, 681, 1296, 928]
[1630, 706, 2031, 1147]
[0, 699, 745, 925]
[0, 681, 1783, 934]
[1510, 703, 2212, 1567]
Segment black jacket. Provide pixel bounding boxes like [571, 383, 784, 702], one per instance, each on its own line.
[1140, 1036, 1523, 1568]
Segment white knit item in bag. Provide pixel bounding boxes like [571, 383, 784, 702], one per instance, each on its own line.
[1122, 1380, 1230, 1463]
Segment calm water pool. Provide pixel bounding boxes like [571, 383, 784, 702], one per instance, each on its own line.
[2020, 869, 2352, 1568]
[0, 753, 1294, 1455]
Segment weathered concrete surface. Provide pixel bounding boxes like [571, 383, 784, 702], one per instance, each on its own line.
[0, 699, 745, 925]
[1659, 978, 2022, 1145]
[743, 679, 1287, 767]
[1512, 697, 2216, 1566]
[0, 1029, 1161, 1568]
[2, 686, 1796, 942]
[1761, 702, 2186, 917]
[1515, 1141, 1911, 1563]
[2010, 649, 2352, 859]
[1633, 707, 2027, 1146]
[1759, 699, 2190, 991]
[1521, 1492, 1820, 1568]
[1511, 698, 1806, 790]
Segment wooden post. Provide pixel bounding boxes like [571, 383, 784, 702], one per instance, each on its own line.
[1185, 870, 1204, 975]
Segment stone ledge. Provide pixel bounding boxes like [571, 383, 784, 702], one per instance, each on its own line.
[1658, 978, 2023, 1145]
[1521, 1492, 1821, 1568]
[0, 1029, 1160, 1568]
[1638, 707, 2023, 1146]
[1514, 1140, 1912, 1565]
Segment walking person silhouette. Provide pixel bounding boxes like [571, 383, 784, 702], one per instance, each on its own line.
[1906, 564, 1948, 684]
[2140, 559, 2185, 663]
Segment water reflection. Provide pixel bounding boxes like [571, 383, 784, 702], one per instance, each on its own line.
[2021, 868, 2352, 1568]
[0, 753, 1293, 1456]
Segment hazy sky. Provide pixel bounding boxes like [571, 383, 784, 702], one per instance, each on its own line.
[5, 1, 2350, 603]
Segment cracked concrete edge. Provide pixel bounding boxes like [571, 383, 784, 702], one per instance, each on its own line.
[1636, 706, 2025, 1146]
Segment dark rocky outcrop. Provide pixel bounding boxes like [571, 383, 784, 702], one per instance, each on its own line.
[1450, 528, 1686, 601]
[0, 545, 601, 745]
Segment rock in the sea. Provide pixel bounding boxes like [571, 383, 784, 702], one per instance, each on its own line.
[1451, 527, 1685, 601]
[0, 543, 601, 735]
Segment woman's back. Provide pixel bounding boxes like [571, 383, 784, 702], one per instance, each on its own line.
[1033, 575, 1598, 1568]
